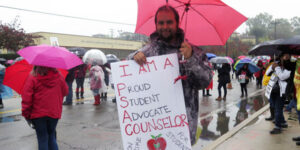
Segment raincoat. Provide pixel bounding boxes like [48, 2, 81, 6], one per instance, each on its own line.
[127, 29, 213, 144]
[89, 65, 107, 92]
[21, 70, 68, 119]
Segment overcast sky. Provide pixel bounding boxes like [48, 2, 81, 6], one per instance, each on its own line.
[1, 0, 300, 37]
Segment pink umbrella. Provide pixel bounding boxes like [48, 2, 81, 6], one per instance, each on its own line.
[17, 45, 83, 69]
[6, 59, 13, 64]
[226, 56, 234, 64]
[238, 55, 247, 59]
[135, 0, 247, 45]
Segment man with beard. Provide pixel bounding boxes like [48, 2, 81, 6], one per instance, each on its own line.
[127, 5, 212, 145]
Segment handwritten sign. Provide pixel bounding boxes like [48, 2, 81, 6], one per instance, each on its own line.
[111, 53, 192, 150]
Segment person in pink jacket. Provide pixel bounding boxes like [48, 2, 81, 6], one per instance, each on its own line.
[21, 66, 68, 150]
[89, 64, 104, 105]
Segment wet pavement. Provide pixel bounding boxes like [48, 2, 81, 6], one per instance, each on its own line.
[0, 73, 269, 150]
[195, 91, 268, 149]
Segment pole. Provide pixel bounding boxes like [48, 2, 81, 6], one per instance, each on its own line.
[274, 19, 277, 39]
[226, 35, 230, 56]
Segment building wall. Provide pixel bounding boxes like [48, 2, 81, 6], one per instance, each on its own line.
[32, 32, 143, 59]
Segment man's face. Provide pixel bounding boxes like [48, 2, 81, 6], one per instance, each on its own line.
[156, 10, 177, 42]
[282, 54, 291, 61]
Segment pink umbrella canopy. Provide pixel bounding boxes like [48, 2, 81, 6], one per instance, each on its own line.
[17, 45, 83, 69]
[226, 56, 234, 64]
[135, 0, 247, 45]
[6, 59, 13, 64]
[238, 55, 247, 59]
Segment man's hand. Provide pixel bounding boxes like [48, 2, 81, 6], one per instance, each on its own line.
[272, 63, 279, 70]
[179, 41, 192, 59]
[133, 52, 147, 66]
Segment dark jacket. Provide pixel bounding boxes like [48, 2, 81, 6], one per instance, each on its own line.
[217, 64, 231, 84]
[65, 67, 76, 83]
[75, 64, 87, 78]
[237, 67, 252, 84]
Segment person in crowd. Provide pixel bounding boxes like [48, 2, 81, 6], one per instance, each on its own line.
[292, 58, 300, 145]
[21, 66, 68, 150]
[255, 60, 265, 89]
[0, 64, 5, 109]
[203, 55, 213, 97]
[89, 63, 104, 105]
[215, 63, 231, 101]
[127, 5, 212, 145]
[63, 67, 76, 105]
[283, 56, 297, 113]
[74, 63, 88, 101]
[237, 64, 251, 98]
[265, 53, 291, 134]
[100, 64, 110, 101]
[263, 59, 275, 121]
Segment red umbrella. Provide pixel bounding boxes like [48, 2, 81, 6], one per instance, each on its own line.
[3, 60, 68, 94]
[135, 0, 247, 45]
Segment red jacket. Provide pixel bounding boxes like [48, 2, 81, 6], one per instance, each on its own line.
[21, 70, 68, 119]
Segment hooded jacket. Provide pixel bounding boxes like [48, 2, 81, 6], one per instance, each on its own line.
[127, 29, 213, 144]
[89, 65, 104, 90]
[21, 70, 68, 119]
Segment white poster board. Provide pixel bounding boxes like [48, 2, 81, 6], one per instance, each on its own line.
[265, 74, 278, 99]
[50, 37, 59, 46]
[111, 53, 192, 150]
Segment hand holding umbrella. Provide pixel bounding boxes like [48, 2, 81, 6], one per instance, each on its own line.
[179, 41, 192, 59]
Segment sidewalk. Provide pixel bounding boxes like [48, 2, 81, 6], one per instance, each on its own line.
[201, 105, 300, 150]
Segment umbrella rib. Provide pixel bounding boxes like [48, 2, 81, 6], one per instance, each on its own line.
[173, 4, 185, 9]
[189, 6, 224, 44]
[173, 0, 184, 4]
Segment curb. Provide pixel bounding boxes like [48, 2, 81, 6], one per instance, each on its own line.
[199, 103, 270, 150]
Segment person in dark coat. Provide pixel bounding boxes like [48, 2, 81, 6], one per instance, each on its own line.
[63, 67, 76, 105]
[100, 64, 109, 100]
[237, 64, 252, 97]
[0, 66, 5, 109]
[74, 63, 87, 100]
[216, 63, 231, 101]
[255, 60, 265, 89]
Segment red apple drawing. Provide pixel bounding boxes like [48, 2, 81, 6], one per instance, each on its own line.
[147, 134, 167, 150]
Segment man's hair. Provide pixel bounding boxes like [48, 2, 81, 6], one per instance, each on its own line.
[154, 5, 179, 27]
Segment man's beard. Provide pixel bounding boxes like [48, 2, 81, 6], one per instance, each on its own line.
[158, 29, 175, 42]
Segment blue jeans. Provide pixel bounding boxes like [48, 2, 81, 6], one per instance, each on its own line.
[285, 99, 296, 112]
[272, 93, 286, 128]
[32, 117, 59, 150]
[65, 82, 73, 103]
